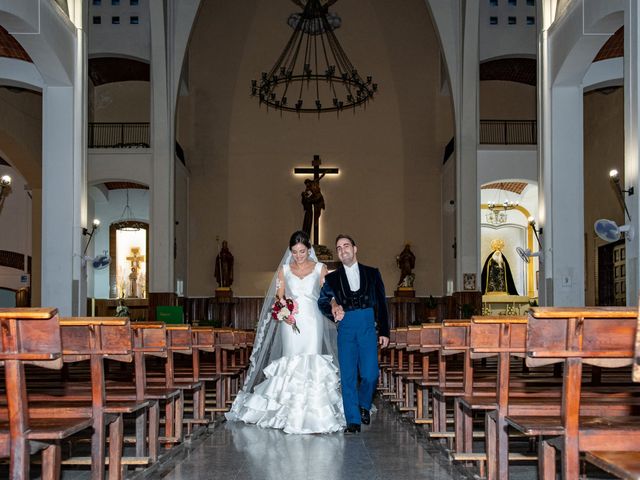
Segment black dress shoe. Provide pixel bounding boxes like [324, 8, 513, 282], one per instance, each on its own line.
[344, 423, 361, 434]
[360, 407, 370, 425]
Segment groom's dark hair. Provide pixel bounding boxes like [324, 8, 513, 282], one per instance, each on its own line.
[335, 234, 356, 247]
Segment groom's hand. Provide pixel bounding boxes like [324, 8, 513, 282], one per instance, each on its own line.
[379, 336, 389, 348]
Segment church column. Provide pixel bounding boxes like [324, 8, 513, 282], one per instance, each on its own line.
[543, 85, 585, 306]
[148, 1, 176, 317]
[41, 85, 86, 315]
[40, 11, 88, 315]
[624, 3, 640, 305]
[455, 1, 480, 291]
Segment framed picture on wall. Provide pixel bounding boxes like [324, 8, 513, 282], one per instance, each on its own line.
[463, 273, 476, 291]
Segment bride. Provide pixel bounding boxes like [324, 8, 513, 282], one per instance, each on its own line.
[225, 230, 345, 434]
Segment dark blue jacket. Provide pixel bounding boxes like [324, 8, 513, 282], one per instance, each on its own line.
[318, 263, 389, 338]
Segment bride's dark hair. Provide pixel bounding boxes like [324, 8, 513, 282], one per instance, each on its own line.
[289, 230, 311, 250]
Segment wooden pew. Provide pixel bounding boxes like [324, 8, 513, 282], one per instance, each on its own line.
[583, 308, 640, 480]
[505, 307, 639, 480]
[411, 324, 444, 425]
[0, 308, 93, 480]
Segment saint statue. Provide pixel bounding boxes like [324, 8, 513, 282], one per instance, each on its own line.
[215, 240, 234, 288]
[481, 239, 519, 295]
[396, 243, 416, 287]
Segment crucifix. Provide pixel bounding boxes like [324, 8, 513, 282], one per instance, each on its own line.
[294, 155, 339, 245]
[126, 247, 145, 298]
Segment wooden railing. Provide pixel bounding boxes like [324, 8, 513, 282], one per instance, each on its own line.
[88, 122, 150, 148]
[480, 119, 536, 145]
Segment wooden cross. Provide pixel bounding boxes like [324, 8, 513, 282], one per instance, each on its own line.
[126, 247, 145, 298]
[294, 155, 339, 245]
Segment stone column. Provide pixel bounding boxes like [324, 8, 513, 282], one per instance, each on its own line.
[455, 1, 480, 292]
[149, 1, 176, 317]
[624, 3, 640, 305]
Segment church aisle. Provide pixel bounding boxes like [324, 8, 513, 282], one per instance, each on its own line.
[158, 400, 469, 480]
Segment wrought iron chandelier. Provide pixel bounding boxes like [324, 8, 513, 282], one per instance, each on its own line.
[113, 190, 146, 232]
[485, 200, 519, 225]
[251, 0, 377, 114]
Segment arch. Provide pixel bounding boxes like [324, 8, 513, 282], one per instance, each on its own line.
[480, 57, 537, 86]
[89, 56, 150, 86]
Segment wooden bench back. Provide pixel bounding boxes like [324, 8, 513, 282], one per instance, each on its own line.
[419, 324, 442, 352]
[0, 308, 63, 369]
[59, 317, 132, 363]
[527, 307, 636, 368]
[131, 322, 167, 357]
[165, 325, 193, 355]
[441, 319, 471, 355]
[470, 315, 527, 359]
[192, 327, 215, 353]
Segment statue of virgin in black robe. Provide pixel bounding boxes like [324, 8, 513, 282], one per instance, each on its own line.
[481, 245, 519, 296]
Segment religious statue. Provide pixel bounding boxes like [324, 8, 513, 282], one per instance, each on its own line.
[481, 239, 519, 295]
[301, 179, 314, 236]
[126, 247, 145, 298]
[115, 296, 129, 317]
[215, 240, 234, 288]
[396, 243, 416, 287]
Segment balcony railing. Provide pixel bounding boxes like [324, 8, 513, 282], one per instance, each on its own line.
[480, 120, 537, 145]
[88, 122, 150, 148]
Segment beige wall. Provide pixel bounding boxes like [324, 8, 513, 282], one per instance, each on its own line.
[178, 0, 452, 297]
[583, 87, 624, 305]
[480, 80, 536, 120]
[91, 81, 150, 123]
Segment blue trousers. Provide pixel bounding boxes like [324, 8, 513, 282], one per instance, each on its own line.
[337, 307, 379, 425]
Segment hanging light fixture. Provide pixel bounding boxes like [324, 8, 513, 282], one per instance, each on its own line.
[251, 0, 377, 114]
[113, 190, 146, 231]
[485, 183, 519, 225]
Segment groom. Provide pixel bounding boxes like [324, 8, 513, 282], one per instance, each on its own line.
[318, 234, 389, 434]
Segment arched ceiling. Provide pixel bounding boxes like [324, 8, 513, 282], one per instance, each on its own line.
[0, 26, 31, 62]
[482, 181, 528, 195]
[593, 26, 623, 62]
[480, 58, 536, 86]
[89, 57, 149, 86]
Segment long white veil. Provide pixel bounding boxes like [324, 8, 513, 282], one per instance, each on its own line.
[239, 247, 339, 395]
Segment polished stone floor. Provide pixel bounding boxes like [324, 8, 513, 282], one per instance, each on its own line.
[157, 400, 471, 480]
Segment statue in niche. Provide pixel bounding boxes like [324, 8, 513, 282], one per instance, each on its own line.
[126, 247, 145, 298]
[215, 240, 234, 288]
[481, 239, 519, 295]
[396, 243, 416, 287]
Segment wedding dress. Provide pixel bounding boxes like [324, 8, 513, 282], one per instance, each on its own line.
[226, 261, 345, 434]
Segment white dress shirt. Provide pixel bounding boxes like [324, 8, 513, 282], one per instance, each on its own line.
[344, 262, 361, 292]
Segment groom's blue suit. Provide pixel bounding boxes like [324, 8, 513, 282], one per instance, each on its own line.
[318, 264, 389, 426]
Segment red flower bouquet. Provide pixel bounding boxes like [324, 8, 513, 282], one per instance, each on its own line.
[271, 296, 300, 333]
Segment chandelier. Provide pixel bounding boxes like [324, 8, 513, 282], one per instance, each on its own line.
[113, 190, 146, 231]
[251, 0, 377, 114]
[485, 200, 519, 225]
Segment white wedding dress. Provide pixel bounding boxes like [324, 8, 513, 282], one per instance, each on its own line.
[226, 262, 345, 434]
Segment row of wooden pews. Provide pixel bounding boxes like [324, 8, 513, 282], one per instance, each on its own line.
[380, 306, 640, 480]
[0, 308, 252, 479]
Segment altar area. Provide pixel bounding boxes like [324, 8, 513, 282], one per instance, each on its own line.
[482, 294, 532, 316]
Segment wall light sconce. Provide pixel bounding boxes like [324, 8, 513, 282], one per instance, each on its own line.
[609, 169, 633, 220]
[527, 216, 543, 248]
[0, 174, 12, 205]
[82, 218, 100, 255]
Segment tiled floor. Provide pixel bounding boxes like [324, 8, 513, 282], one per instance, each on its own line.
[158, 400, 472, 480]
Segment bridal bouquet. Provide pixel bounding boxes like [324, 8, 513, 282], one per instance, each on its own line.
[271, 296, 300, 334]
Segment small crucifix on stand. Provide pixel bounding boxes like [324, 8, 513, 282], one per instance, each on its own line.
[294, 155, 339, 246]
